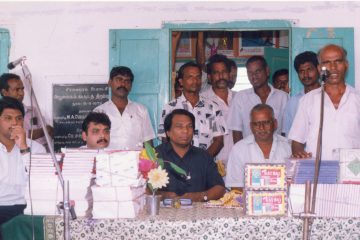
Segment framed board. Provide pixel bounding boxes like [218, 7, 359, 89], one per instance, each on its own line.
[53, 84, 109, 151]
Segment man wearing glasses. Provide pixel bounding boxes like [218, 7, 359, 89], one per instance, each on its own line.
[227, 56, 288, 144]
[94, 66, 155, 150]
[225, 104, 291, 191]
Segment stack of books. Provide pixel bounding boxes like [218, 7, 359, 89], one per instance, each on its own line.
[24, 153, 64, 215]
[92, 150, 146, 219]
[286, 158, 339, 184]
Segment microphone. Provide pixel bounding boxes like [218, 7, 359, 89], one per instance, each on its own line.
[7, 56, 26, 70]
[320, 66, 329, 82]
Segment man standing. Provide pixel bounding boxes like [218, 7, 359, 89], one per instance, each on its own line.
[81, 112, 111, 149]
[226, 104, 291, 191]
[156, 109, 225, 202]
[289, 44, 360, 160]
[158, 61, 227, 158]
[227, 56, 288, 144]
[201, 54, 234, 168]
[283, 51, 320, 136]
[272, 69, 290, 94]
[0, 97, 45, 225]
[0, 73, 54, 150]
[94, 66, 155, 150]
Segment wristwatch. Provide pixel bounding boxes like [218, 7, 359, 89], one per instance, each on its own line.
[202, 191, 208, 202]
[20, 147, 31, 154]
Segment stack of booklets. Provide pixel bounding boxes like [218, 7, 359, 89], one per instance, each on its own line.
[58, 148, 100, 217]
[244, 164, 287, 216]
[286, 158, 339, 184]
[24, 153, 64, 215]
[92, 150, 146, 219]
[288, 184, 360, 217]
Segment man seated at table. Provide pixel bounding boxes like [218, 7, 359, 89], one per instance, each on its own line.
[225, 104, 291, 191]
[80, 112, 111, 218]
[156, 109, 225, 202]
[0, 97, 46, 225]
[81, 112, 111, 149]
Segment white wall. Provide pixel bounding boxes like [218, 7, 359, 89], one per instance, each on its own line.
[0, 1, 359, 122]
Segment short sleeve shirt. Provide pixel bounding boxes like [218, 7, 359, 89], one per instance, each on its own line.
[158, 94, 227, 150]
[94, 100, 155, 150]
[155, 142, 225, 196]
[227, 85, 288, 137]
[225, 134, 291, 188]
[288, 85, 360, 160]
[282, 90, 305, 136]
[201, 88, 235, 164]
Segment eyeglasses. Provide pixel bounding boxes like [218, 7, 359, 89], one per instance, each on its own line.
[251, 120, 273, 128]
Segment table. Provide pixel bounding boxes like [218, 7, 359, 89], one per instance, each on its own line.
[43, 203, 360, 240]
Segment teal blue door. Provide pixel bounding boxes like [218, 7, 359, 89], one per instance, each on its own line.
[109, 29, 170, 142]
[0, 28, 10, 75]
[291, 28, 354, 95]
[264, 47, 289, 85]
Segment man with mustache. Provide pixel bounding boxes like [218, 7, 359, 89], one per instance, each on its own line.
[225, 104, 291, 191]
[81, 112, 111, 149]
[289, 44, 360, 160]
[227, 56, 288, 144]
[158, 61, 227, 158]
[94, 66, 155, 150]
[282, 51, 320, 136]
[0, 73, 54, 151]
[156, 109, 225, 202]
[0, 97, 46, 225]
[80, 112, 111, 218]
[201, 54, 234, 172]
[272, 69, 290, 94]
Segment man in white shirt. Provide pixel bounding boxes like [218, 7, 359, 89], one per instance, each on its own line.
[201, 54, 235, 167]
[94, 66, 155, 150]
[227, 56, 288, 144]
[0, 73, 54, 151]
[226, 104, 291, 190]
[283, 51, 320, 136]
[158, 61, 227, 158]
[289, 44, 360, 160]
[81, 112, 111, 149]
[0, 97, 46, 225]
[80, 111, 111, 218]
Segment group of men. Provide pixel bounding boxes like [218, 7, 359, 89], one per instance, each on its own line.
[1, 43, 359, 225]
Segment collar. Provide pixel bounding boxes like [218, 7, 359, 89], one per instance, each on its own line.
[243, 133, 280, 145]
[163, 141, 193, 156]
[178, 94, 205, 108]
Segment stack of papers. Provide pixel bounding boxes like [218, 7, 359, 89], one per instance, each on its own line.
[286, 158, 339, 184]
[24, 153, 63, 215]
[96, 151, 140, 187]
[93, 150, 145, 218]
[59, 149, 101, 217]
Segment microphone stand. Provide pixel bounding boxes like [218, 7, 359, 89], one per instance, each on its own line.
[19, 59, 75, 240]
[303, 71, 326, 239]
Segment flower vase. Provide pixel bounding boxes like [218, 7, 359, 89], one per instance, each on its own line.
[145, 194, 161, 216]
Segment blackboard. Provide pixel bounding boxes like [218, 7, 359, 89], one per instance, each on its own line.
[53, 84, 109, 151]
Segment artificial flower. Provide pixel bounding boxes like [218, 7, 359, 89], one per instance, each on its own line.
[139, 158, 158, 179]
[148, 166, 169, 190]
